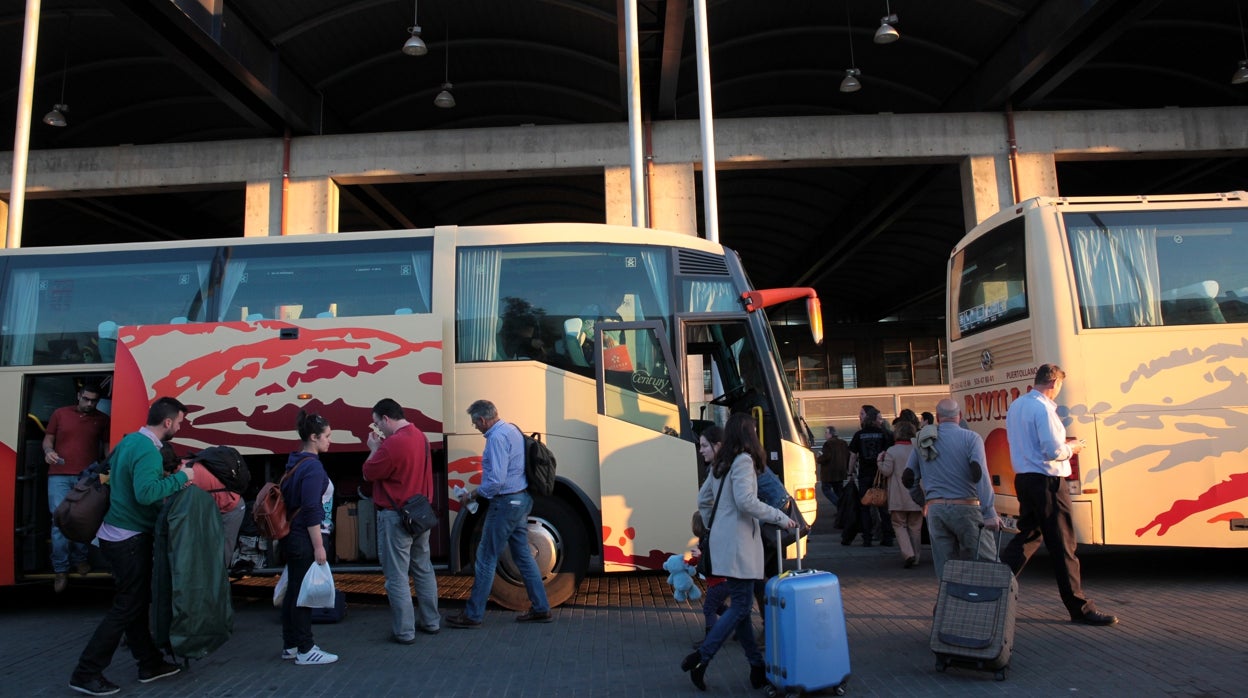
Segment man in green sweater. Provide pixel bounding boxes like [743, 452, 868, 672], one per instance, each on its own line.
[69, 397, 193, 697]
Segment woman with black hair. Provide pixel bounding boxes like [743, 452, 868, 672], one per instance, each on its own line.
[278, 410, 338, 666]
[681, 412, 795, 692]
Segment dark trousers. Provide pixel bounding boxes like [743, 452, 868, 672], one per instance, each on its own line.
[854, 474, 893, 545]
[1001, 473, 1093, 617]
[280, 532, 316, 653]
[73, 534, 163, 679]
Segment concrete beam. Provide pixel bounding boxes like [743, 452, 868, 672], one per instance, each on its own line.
[3, 108, 1246, 196]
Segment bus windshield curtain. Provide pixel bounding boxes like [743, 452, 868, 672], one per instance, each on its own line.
[1068, 226, 1162, 328]
[458, 248, 502, 361]
[684, 279, 736, 312]
[411, 251, 432, 312]
[635, 249, 671, 370]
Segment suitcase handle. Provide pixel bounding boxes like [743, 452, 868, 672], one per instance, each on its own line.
[974, 523, 1004, 563]
[775, 519, 803, 577]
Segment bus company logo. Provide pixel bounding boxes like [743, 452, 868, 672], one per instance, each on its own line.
[963, 386, 1022, 423]
[630, 370, 671, 397]
[980, 349, 994, 371]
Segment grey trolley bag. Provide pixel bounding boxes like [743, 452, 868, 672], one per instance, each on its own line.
[930, 523, 1017, 681]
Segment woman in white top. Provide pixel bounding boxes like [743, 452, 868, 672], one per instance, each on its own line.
[681, 412, 795, 691]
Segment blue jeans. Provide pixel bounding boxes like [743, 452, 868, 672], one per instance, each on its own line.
[377, 509, 440, 638]
[927, 503, 992, 578]
[48, 474, 90, 572]
[464, 491, 549, 621]
[699, 577, 762, 666]
[72, 534, 163, 680]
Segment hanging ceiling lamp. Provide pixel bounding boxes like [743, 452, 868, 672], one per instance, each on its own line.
[43, 22, 71, 127]
[874, 2, 899, 44]
[840, 8, 862, 93]
[402, 0, 427, 56]
[1234, 5, 1248, 84]
[434, 24, 455, 108]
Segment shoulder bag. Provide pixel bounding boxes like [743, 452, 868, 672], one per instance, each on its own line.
[860, 469, 889, 508]
[696, 473, 729, 577]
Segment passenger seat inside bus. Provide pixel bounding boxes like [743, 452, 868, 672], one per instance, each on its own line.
[1160, 280, 1226, 325]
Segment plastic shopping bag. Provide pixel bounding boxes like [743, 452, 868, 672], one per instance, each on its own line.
[296, 562, 336, 608]
[273, 566, 289, 608]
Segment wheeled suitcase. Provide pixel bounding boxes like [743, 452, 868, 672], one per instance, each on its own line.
[357, 497, 377, 560]
[764, 530, 851, 697]
[930, 525, 1016, 681]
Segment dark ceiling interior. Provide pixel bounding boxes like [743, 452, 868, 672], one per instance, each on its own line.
[3, 0, 1248, 324]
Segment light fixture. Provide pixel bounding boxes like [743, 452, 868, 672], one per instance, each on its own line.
[839, 68, 862, 93]
[1234, 5, 1248, 84]
[874, 2, 899, 44]
[43, 24, 71, 127]
[434, 25, 455, 108]
[840, 7, 862, 93]
[402, 0, 427, 56]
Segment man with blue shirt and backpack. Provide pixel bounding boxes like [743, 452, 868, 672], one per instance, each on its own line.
[446, 399, 552, 628]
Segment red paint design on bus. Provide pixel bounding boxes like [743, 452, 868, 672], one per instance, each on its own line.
[1136, 472, 1248, 536]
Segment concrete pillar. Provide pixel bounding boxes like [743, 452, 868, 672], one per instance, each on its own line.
[1014, 152, 1059, 201]
[606, 162, 697, 234]
[959, 154, 1013, 230]
[605, 166, 632, 227]
[0, 198, 8, 248]
[285, 176, 339, 235]
[244, 179, 283, 237]
[648, 162, 697, 235]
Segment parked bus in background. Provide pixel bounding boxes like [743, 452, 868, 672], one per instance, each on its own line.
[948, 192, 1248, 548]
[0, 223, 821, 605]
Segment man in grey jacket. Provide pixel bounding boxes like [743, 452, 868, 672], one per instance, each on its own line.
[904, 399, 1000, 578]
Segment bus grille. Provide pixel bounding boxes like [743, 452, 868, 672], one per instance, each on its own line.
[677, 249, 729, 276]
[950, 329, 1033, 378]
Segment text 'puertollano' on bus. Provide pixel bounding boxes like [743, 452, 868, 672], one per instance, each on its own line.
[0, 223, 822, 602]
[948, 192, 1248, 549]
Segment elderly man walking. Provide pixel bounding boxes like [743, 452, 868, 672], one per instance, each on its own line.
[903, 399, 1000, 577]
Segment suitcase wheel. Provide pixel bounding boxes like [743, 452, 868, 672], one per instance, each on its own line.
[935, 656, 948, 672]
[994, 668, 1008, 682]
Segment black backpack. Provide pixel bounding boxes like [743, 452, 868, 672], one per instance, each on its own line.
[518, 428, 557, 497]
[189, 446, 250, 494]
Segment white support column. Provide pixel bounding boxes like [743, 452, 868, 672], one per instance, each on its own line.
[244, 179, 283, 237]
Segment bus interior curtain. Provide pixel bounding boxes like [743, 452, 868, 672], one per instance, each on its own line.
[684, 279, 735, 312]
[636, 249, 670, 370]
[1068, 226, 1162, 328]
[411, 250, 432, 313]
[217, 261, 248, 322]
[457, 248, 502, 361]
[4, 270, 40, 364]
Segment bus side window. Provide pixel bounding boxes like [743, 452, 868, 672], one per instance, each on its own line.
[1160, 280, 1226, 325]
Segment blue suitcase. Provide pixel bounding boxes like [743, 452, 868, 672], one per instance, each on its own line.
[764, 531, 851, 697]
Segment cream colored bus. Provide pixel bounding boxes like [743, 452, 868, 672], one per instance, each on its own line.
[0, 224, 821, 600]
[948, 193, 1248, 548]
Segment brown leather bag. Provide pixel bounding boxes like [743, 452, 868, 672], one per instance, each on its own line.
[860, 470, 889, 508]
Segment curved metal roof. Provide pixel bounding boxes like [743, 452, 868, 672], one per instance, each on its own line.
[3, 0, 1248, 323]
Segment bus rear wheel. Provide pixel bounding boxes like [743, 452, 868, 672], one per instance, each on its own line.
[487, 495, 589, 611]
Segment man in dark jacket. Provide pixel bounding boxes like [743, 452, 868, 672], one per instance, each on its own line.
[817, 426, 849, 505]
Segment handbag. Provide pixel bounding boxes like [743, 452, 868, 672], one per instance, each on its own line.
[53, 455, 114, 543]
[397, 494, 438, 536]
[696, 474, 729, 577]
[762, 496, 808, 548]
[860, 470, 889, 508]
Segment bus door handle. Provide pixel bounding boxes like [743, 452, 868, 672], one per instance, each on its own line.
[752, 406, 764, 449]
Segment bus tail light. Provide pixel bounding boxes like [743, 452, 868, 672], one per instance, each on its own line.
[1066, 453, 1080, 482]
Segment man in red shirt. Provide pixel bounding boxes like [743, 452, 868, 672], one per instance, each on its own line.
[43, 381, 110, 592]
[363, 398, 440, 642]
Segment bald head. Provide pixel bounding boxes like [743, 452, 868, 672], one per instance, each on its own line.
[936, 398, 960, 422]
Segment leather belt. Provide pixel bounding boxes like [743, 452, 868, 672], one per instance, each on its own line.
[926, 498, 980, 506]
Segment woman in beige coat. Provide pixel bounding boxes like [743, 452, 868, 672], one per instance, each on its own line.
[878, 420, 922, 568]
[681, 413, 795, 691]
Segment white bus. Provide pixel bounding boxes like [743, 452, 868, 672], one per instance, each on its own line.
[0, 223, 821, 603]
[948, 193, 1248, 548]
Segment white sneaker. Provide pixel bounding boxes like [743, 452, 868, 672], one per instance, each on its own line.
[281, 647, 297, 660]
[295, 646, 338, 665]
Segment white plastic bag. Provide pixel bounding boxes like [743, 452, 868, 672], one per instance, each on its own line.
[296, 562, 336, 608]
[273, 566, 288, 608]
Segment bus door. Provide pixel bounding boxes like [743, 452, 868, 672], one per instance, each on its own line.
[593, 320, 696, 572]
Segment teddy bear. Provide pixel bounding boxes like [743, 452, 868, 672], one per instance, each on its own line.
[663, 554, 702, 602]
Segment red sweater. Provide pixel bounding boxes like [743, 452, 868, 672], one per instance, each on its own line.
[362, 423, 432, 509]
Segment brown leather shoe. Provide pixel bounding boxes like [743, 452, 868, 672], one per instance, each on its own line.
[1072, 610, 1118, 626]
[53, 573, 68, 593]
[515, 609, 553, 623]
[444, 613, 482, 629]
[76, 562, 92, 576]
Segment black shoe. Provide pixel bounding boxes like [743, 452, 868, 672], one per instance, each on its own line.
[516, 609, 553, 623]
[840, 539, 853, 546]
[138, 660, 181, 683]
[417, 625, 440, 635]
[69, 675, 120, 696]
[750, 663, 768, 689]
[444, 612, 482, 629]
[903, 556, 918, 568]
[391, 635, 418, 645]
[1072, 610, 1118, 626]
[680, 651, 708, 691]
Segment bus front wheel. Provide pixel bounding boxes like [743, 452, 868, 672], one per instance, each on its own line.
[487, 495, 590, 610]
